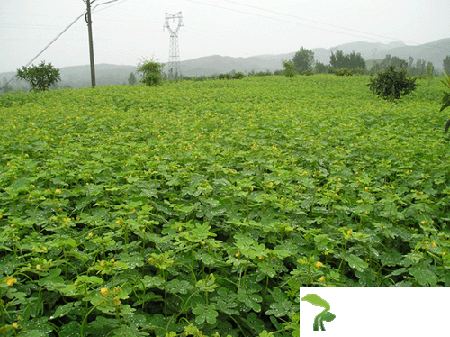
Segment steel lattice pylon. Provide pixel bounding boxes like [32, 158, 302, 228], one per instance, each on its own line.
[164, 12, 183, 80]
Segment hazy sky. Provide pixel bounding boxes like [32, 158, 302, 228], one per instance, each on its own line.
[1, 0, 449, 73]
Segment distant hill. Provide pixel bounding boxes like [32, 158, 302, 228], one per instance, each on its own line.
[1, 38, 449, 90]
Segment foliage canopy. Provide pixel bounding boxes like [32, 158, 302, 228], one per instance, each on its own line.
[292, 47, 315, 73]
[16, 60, 61, 92]
[367, 65, 418, 102]
[137, 58, 164, 86]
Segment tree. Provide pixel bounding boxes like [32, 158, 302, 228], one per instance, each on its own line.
[330, 50, 365, 71]
[346, 51, 366, 70]
[443, 56, 450, 75]
[232, 71, 245, 79]
[380, 54, 408, 70]
[137, 58, 164, 86]
[282, 60, 295, 77]
[367, 65, 418, 102]
[314, 61, 329, 74]
[128, 72, 137, 86]
[330, 50, 346, 69]
[292, 47, 315, 73]
[16, 60, 60, 92]
[2, 78, 13, 94]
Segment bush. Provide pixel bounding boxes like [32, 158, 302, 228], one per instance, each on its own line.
[367, 65, 418, 102]
[283, 60, 295, 77]
[16, 60, 60, 92]
[440, 71, 450, 132]
[335, 68, 353, 76]
[302, 68, 314, 76]
[232, 71, 245, 79]
[137, 58, 164, 86]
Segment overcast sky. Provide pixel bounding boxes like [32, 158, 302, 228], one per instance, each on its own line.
[1, 0, 449, 73]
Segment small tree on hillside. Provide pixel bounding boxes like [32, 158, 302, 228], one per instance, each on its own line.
[283, 60, 295, 77]
[137, 58, 164, 86]
[292, 47, 315, 73]
[330, 50, 365, 71]
[443, 56, 450, 76]
[128, 72, 137, 86]
[16, 61, 61, 92]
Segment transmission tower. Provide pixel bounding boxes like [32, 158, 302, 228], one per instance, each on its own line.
[164, 12, 183, 80]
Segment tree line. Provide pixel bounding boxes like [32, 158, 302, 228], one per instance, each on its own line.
[283, 47, 450, 78]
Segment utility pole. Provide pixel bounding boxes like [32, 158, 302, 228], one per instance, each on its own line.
[85, 0, 96, 87]
[164, 12, 183, 81]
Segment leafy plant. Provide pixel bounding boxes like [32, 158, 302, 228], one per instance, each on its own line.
[301, 294, 336, 331]
[367, 65, 418, 102]
[16, 60, 61, 92]
[137, 58, 164, 86]
[282, 60, 295, 77]
[232, 72, 245, 79]
[440, 71, 450, 132]
[335, 68, 353, 76]
[0, 75, 449, 336]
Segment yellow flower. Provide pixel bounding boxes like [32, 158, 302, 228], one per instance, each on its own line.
[318, 277, 326, 282]
[148, 258, 155, 263]
[5, 277, 17, 287]
[12, 323, 18, 329]
[88, 232, 94, 237]
[315, 261, 323, 268]
[114, 297, 121, 306]
[36, 265, 41, 270]
[55, 189, 62, 194]
[258, 256, 264, 260]
[346, 230, 353, 235]
[178, 226, 182, 232]
[101, 287, 109, 296]
[432, 241, 436, 248]
[269, 182, 274, 187]
[99, 261, 106, 267]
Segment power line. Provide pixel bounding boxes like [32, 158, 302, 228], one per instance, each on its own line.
[186, 0, 449, 52]
[223, 0, 408, 44]
[185, 0, 388, 43]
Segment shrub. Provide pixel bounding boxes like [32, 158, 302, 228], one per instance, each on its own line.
[367, 65, 418, 102]
[137, 58, 164, 86]
[335, 68, 353, 76]
[283, 60, 295, 77]
[16, 60, 61, 92]
[440, 71, 450, 132]
[302, 68, 314, 76]
[232, 71, 245, 79]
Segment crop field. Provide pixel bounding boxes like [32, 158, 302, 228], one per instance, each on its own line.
[0, 75, 449, 336]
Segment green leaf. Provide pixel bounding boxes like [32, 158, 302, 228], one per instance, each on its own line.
[300, 294, 330, 311]
[192, 304, 219, 324]
[409, 266, 437, 286]
[345, 254, 369, 272]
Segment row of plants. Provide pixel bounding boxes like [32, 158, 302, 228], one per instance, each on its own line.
[0, 75, 449, 336]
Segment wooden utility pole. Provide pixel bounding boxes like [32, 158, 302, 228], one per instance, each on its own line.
[85, 0, 96, 87]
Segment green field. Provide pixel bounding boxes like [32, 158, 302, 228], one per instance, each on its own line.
[0, 75, 449, 336]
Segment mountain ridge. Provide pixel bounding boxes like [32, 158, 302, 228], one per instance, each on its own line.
[2, 38, 449, 89]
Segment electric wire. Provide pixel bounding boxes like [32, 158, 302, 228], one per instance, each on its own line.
[223, 0, 449, 52]
[1, 0, 127, 90]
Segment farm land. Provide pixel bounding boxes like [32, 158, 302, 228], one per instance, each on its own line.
[0, 75, 449, 336]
